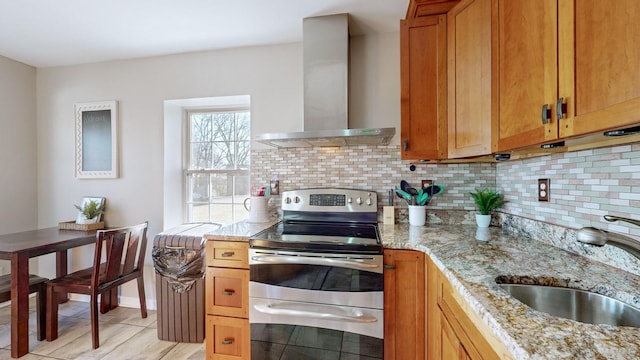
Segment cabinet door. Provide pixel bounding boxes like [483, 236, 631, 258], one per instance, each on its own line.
[401, 15, 448, 160]
[559, 0, 640, 137]
[447, 0, 494, 158]
[383, 249, 425, 359]
[206, 267, 249, 318]
[441, 312, 472, 360]
[206, 315, 250, 360]
[206, 241, 249, 269]
[495, 0, 558, 151]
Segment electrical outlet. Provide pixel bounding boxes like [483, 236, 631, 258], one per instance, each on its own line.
[421, 180, 433, 189]
[538, 179, 550, 201]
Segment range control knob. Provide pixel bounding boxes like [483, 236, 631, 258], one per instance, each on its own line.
[284, 197, 292, 204]
[366, 198, 372, 206]
[294, 196, 301, 204]
[347, 197, 353, 204]
[356, 197, 362, 205]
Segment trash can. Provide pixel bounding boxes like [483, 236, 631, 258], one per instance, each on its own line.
[152, 223, 221, 343]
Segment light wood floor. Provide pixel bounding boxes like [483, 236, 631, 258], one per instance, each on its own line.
[0, 298, 205, 360]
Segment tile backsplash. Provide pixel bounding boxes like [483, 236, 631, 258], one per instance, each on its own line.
[251, 143, 640, 275]
[251, 143, 640, 234]
[497, 143, 640, 237]
[251, 145, 496, 221]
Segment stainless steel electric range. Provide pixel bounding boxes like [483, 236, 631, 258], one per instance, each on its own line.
[249, 188, 383, 359]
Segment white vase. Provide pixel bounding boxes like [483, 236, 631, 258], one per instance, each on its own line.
[408, 205, 426, 226]
[76, 214, 98, 224]
[475, 214, 491, 228]
[475, 227, 491, 241]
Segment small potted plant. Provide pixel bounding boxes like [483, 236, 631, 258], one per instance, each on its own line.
[469, 188, 508, 227]
[75, 199, 104, 224]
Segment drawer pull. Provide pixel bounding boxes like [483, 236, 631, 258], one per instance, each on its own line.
[222, 289, 235, 296]
[221, 338, 235, 345]
[221, 251, 235, 257]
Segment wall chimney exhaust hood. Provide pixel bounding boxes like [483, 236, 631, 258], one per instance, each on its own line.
[254, 13, 395, 148]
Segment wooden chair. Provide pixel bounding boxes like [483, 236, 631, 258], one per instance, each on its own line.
[0, 274, 48, 341]
[46, 222, 148, 349]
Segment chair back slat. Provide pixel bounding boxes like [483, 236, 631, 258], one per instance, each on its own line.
[103, 232, 126, 282]
[122, 235, 139, 274]
[92, 222, 148, 289]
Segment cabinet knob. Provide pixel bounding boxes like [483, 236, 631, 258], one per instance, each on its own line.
[556, 97, 567, 120]
[541, 104, 551, 124]
[221, 338, 235, 345]
[384, 264, 396, 270]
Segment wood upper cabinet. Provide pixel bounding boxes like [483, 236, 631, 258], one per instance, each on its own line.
[495, 0, 558, 151]
[447, 0, 495, 158]
[383, 249, 425, 359]
[401, 15, 448, 160]
[407, 0, 461, 18]
[496, 0, 640, 151]
[560, 0, 640, 138]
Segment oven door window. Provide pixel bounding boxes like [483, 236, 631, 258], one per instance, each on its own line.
[251, 323, 383, 359]
[250, 263, 382, 292]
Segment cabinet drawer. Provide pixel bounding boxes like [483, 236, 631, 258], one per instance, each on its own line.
[207, 241, 249, 269]
[206, 315, 250, 360]
[206, 267, 249, 318]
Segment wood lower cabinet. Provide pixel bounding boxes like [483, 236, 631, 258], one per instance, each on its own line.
[427, 256, 511, 360]
[206, 240, 250, 360]
[207, 316, 250, 360]
[383, 249, 425, 359]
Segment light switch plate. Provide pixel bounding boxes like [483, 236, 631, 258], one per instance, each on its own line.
[538, 179, 550, 201]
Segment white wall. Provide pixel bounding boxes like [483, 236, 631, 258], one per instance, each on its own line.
[0, 56, 37, 274]
[34, 32, 399, 306]
[0, 55, 37, 233]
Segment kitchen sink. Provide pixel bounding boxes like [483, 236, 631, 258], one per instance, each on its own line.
[498, 283, 640, 328]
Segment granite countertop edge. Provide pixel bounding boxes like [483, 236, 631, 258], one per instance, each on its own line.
[204, 220, 640, 359]
[380, 224, 640, 360]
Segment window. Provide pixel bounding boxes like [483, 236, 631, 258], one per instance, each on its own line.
[185, 108, 250, 224]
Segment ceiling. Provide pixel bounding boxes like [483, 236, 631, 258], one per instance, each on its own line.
[0, 0, 409, 68]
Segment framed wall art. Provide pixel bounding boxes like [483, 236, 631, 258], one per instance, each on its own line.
[74, 100, 118, 179]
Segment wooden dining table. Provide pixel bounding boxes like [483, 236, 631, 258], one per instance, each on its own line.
[0, 227, 98, 358]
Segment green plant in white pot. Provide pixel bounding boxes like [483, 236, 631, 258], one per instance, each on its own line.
[469, 189, 508, 227]
[74, 200, 104, 224]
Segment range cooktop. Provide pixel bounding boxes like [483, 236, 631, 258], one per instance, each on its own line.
[249, 188, 382, 254]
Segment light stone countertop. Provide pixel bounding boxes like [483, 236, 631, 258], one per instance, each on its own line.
[203, 220, 278, 241]
[205, 220, 640, 358]
[381, 224, 640, 359]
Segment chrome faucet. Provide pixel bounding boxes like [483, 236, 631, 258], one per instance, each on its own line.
[604, 215, 640, 228]
[577, 215, 640, 261]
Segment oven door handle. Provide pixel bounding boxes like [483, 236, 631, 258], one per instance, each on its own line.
[253, 303, 378, 323]
[250, 255, 379, 269]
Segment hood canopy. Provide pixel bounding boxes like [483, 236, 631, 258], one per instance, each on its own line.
[254, 13, 395, 148]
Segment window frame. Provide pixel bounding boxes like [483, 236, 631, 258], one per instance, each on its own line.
[183, 106, 250, 224]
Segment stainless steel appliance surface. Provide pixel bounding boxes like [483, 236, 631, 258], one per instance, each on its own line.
[249, 188, 383, 359]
